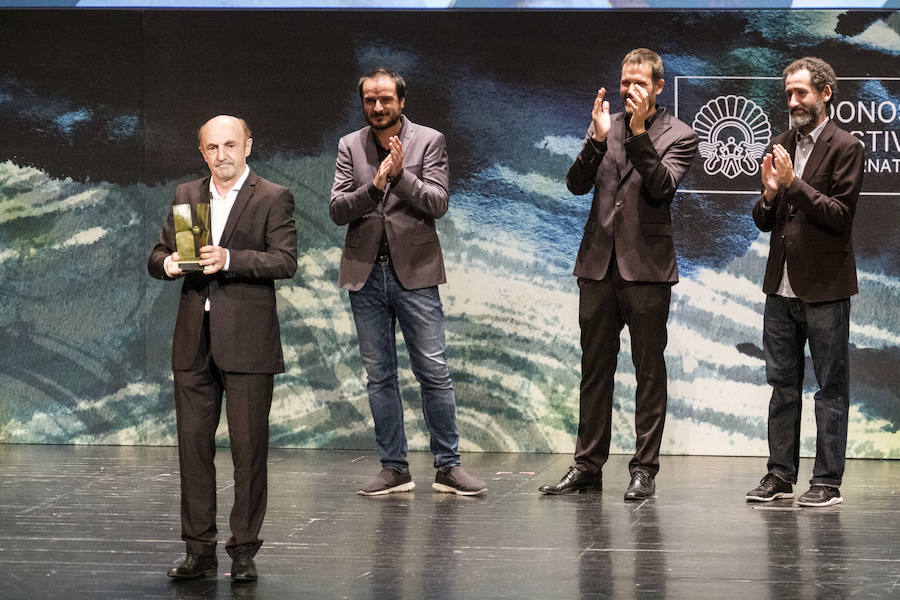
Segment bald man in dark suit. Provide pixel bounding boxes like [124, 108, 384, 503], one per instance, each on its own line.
[149, 115, 297, 581]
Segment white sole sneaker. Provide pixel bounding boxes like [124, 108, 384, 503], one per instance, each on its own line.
[357, 481, 415, 496]
[797, 495, 843, 507]
[745, 491, 794, 502]
[432, 482, 486, 496]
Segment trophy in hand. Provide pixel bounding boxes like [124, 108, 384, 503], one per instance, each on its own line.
[172, 203, 210, 272]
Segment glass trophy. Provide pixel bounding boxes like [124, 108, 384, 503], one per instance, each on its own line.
[172, 203, 210, 272]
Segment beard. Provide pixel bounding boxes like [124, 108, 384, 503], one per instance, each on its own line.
[790, 99, 825, 132]
[366, 111, 402, 131]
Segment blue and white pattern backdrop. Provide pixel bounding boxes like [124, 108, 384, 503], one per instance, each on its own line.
[0, 9, 897, 457]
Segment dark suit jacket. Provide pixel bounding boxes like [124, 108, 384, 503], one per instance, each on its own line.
[752, 120, 864, 303]
[330, 115, 449, 291]
[567, 107, 699, 283]
[148, 170, 298, 373]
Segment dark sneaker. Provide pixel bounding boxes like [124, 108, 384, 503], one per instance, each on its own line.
[797, 485, 843, 507]
[624, 469, 655, 501]
[357, 467, 415, 496]
[432, 466, 486, 496]
[746, 473, 794, 502]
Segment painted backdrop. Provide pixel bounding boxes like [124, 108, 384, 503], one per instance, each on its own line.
[0, 9, 898, 458]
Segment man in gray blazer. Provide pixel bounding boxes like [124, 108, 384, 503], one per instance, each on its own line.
[540, 49, 698, 500]
[330, 68, 485, 496]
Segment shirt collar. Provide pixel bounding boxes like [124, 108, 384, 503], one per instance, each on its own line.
[209, 165, 251, 200]
[797, 116, 828, 145]
[646, 105, 665, 128]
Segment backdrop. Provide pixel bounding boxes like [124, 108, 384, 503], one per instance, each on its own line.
[0, 9, 898, 458]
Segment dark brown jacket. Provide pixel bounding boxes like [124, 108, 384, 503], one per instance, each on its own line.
[752, 120, 864, 303]
[148, 171, 297, 373]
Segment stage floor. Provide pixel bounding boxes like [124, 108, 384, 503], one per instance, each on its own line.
[0, 445, 897, 599]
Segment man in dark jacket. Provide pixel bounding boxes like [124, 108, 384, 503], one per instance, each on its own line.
[746, 57, 864, 507]
[539, 49, 698, 501]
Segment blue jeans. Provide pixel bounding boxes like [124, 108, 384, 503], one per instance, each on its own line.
[349, 261, 460, 470]
[763, 294, 850, 487]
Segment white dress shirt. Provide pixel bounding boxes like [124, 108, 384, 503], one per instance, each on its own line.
[202, 165, 250, 310]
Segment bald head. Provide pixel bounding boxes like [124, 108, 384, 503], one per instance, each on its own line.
[198, 115, 253, 192]
[198, 115, 251, 146]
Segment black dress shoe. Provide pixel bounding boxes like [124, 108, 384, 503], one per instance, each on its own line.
[167, 553, 217, 579]
[538, 465, 602, 495]
[230, 551, 258, 582]
[624, 470, 655, 501]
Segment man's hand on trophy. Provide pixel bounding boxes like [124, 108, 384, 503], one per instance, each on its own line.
[199, 245, 228, 274]
[165, 252, 184, 278]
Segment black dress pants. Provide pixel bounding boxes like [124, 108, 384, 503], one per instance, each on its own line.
[173, 314, 274, 558]
[574, 261, 672, 477]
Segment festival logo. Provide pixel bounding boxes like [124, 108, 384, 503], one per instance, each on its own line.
[692, 95, 771, 180]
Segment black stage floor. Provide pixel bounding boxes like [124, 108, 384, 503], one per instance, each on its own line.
[0, 445, 897, 599]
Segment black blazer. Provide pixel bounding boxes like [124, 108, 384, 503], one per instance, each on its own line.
[752, 120, 864, 303]
[148, 170, 298, 373]
[567, 107, 699, 283]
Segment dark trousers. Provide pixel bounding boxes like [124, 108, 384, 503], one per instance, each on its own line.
[763, 294, 850, 487]
[173, 314, 274, 558]
[574, 262, 672, 477]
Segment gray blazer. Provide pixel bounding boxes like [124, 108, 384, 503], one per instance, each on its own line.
[330, 115, 450, 291]
[567, 107, 698, 283]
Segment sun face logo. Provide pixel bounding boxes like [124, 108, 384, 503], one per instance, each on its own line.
[693, 95, 771, 180]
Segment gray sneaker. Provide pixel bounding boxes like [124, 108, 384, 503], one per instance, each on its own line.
[432, 466, 486, 496]
[357, 467, 415, 496]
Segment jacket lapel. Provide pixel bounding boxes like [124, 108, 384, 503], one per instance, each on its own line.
[777, 129, 799, 214]
[190, 177, 212, 226]
[363, 127, 380, 186]
[801, 120, 834, 182]
[648, 109, 672, 146]
[383, 116, 413, 211]
[612, 113, 628, 178]
[219, 170, 256, 247]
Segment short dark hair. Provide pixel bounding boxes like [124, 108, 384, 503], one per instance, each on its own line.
[783, 57, 837, 105]
[622, 48, 664, 82]
[357, 68, 406, 101]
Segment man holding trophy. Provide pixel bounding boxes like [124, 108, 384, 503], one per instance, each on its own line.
[148, 115, 297, 582]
